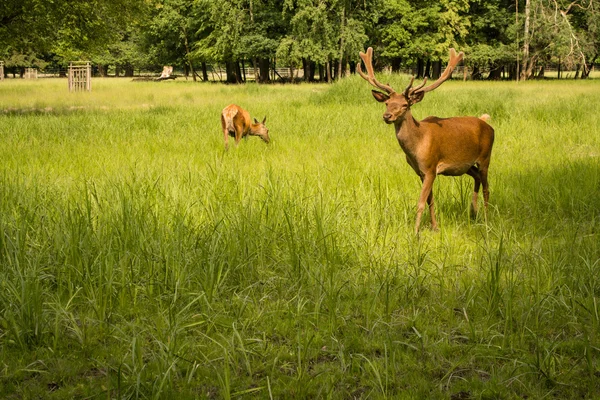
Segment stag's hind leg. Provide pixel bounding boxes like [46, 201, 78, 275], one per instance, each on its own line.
[480, 166, 490, 210]
[466, 165, 482, 217]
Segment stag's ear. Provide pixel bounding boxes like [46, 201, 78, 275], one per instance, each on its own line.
[408, 91, 425, 105]
[262, 116, 266, 124]
[371, 90, 389, 103]
[253, 118, 259, 124]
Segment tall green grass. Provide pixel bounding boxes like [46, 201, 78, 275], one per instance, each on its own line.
[1, 77, 599, 398]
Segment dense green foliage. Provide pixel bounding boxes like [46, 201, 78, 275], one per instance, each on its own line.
[0, 78, 599, 398]
[1, 0, 598, 79]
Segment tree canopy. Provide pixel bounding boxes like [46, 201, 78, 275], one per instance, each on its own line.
[1, 0, 598, 80]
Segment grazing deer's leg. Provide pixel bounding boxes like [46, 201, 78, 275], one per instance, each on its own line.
[234, 121, 243, 145]
[221, 115, 230, 149]
[416, 173, 436, 234]
[466, 166, 481, 216]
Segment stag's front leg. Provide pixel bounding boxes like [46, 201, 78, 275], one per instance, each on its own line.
[415, 173, 437, 234]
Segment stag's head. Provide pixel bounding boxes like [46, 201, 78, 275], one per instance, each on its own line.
[358, 47, 464, 124]
[250, 117, 270, 143]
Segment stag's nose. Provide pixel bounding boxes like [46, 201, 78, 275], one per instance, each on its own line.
[383, 113, 393, 123]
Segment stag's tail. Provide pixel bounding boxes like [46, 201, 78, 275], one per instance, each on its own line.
[479, 114, 491, 123]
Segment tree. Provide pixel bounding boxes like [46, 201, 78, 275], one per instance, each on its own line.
[376, 0, 471, 78]
[466, 0, 516, 79]
[1, 0, 147, 74]
[140, 0, 211, 81]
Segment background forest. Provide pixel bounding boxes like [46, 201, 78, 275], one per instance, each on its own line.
[1, 0, 599, 82]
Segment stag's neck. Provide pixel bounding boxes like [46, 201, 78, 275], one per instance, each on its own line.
[394, 110, 423, 153]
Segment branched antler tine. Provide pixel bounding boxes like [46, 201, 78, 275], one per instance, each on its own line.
[357, 62, 368, 81]
[403, 76, 415, 96]
[360, 47, 375, 77]
[413, 48, 464, 94]
[357, 47, 395, 94]
[411, 77, 428, 93]
[357, 50, 371, 81]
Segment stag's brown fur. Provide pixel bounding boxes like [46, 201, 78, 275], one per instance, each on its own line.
[359, 47, 494, 233]
[221, 104, 269, 149]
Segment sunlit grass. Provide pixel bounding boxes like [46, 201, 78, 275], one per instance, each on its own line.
[1, 76, 599, 398]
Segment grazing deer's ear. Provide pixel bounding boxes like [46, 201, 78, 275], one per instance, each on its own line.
[372, 90, 389, 103]
[262, 116, 266, 124]
[253, 118, 259, 124]
[408, 91, 425, 105]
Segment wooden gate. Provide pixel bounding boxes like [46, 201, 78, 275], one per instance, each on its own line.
[68, 61, 91, 92]
[24, 68, 38, 79]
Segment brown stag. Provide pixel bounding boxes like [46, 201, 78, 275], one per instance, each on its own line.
[358, 47, 495, 234]
[221, 104, 270, 149]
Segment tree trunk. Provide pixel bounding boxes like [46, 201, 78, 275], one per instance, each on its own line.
[349, 60, 356, 75]
[521, 0, 531, 81]
[236, 61, 243, 83]
[536, 64, 545, 79]
[431, 60, 442, 79]
[124, 64, 134, 77]
[488, 64, 502, 80]
[258, 58, 270, 83]
[97, 64, 108, 77]
[201, 62, 208, 81]
[303, 58, 316, 82]
[225, 61, 240, 83]
[337, 5, 346, 80]
[182, 26, 196, 82]
[391, 58, 402, 73]
[508, 61, 517, 80]
[252, 58, 259, 82]
[303, 59, 309, 82]
[582, 54, 597, 79]
[424, 60, 431, 78]
[415, 58, 425, 78]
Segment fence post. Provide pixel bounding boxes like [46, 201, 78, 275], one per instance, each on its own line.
[0, 61, 4, 81]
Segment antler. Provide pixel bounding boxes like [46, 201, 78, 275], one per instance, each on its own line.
[357, 47, 395, 94]
[406, 48, 464, 96]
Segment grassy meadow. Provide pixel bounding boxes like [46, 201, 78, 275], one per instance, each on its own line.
[0, 76, 599, 399]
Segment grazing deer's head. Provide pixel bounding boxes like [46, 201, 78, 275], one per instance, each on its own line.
[251, 117, 270, 143]
[358, 47, 464, 124]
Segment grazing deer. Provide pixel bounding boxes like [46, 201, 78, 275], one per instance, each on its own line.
[358, 47, 495, 234]
[221, 104, 270, 149]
